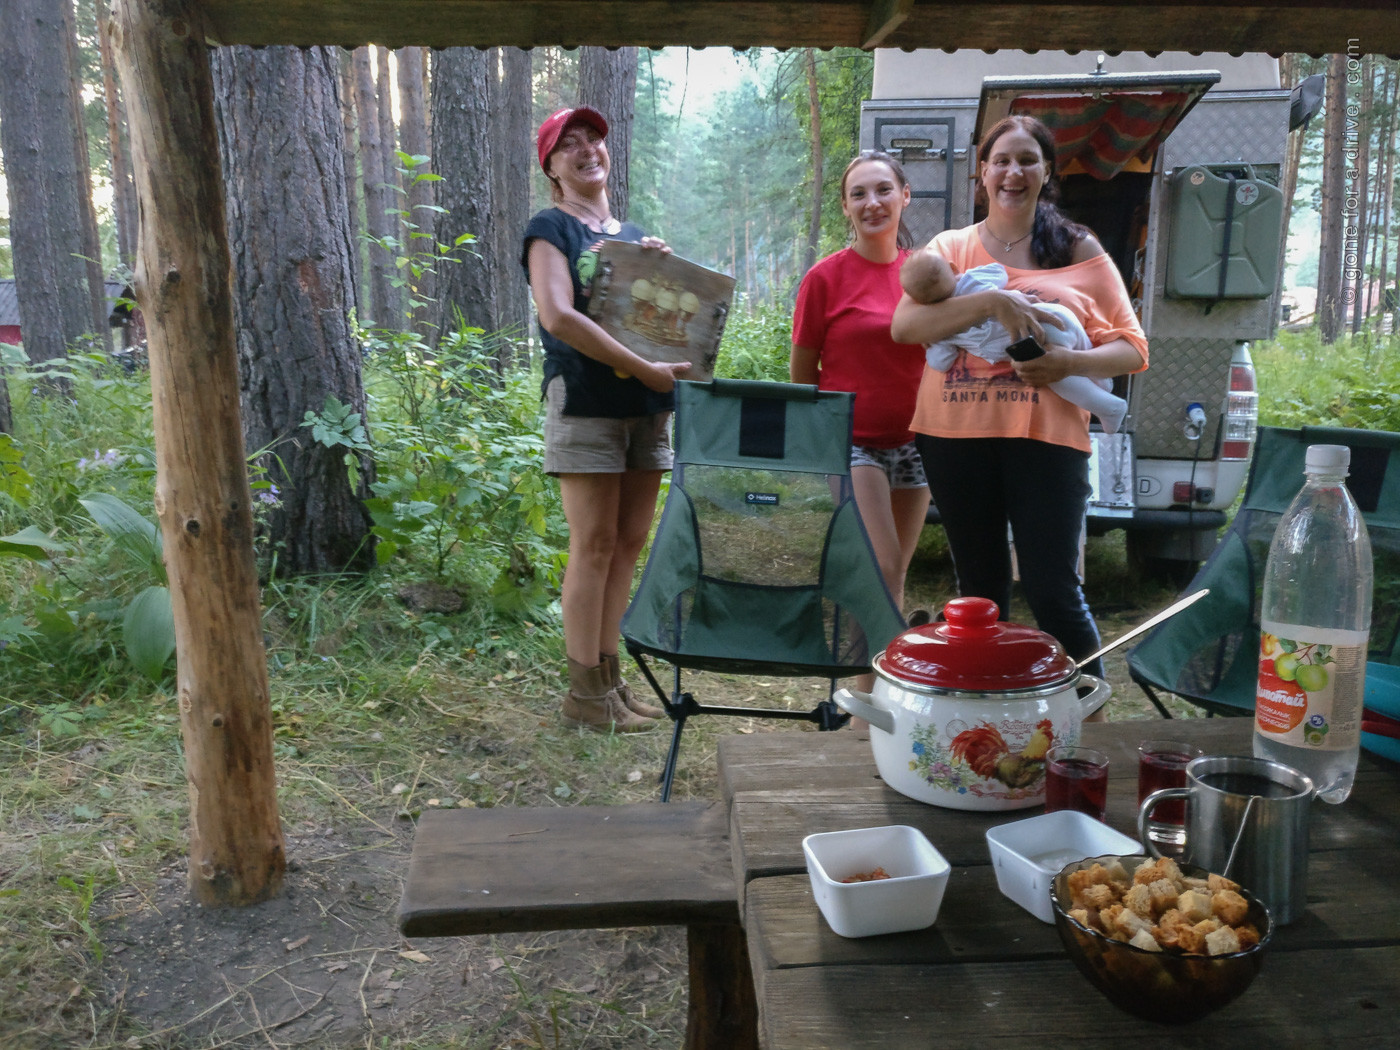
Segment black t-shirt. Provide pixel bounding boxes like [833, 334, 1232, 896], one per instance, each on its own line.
[521, 208, 674, 418]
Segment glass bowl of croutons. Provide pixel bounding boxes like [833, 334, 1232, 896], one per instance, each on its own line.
[1050, 853, 1273, 1023]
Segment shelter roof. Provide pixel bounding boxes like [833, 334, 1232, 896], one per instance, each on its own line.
[196, 1, 1398, 56]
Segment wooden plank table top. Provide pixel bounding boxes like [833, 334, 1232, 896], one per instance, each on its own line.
[719, 718, 1400, 1048]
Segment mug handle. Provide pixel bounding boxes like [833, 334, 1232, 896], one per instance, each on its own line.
[1137, 786, 1191, 858]
[832, 688, 895, 734]
[1076, 674, 1112, 718]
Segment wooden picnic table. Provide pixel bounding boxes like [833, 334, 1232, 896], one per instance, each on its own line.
[717, 717, 1400, 1048]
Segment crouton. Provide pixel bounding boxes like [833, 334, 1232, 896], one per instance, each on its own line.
[1205, 924, 1242, 956]
[1177, 888, 1214, 923]
[1235, 923, 1262, 951]
[1212, 889, 1250, 926]
[1148, 877, 1180, 911]
[1123, 882, 1155, 919]
[1112, 905, 1154, 939]
[1081, 883, 1116, 911]
[1207, 872, 1241, 894]
[1129, 927, 1163, 952]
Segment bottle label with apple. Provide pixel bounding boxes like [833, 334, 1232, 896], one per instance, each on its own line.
[1255, 621, 1366, 749]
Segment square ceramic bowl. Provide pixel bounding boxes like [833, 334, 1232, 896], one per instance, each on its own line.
[802, 825, 950, 938]
[985, 810, 1141, 923]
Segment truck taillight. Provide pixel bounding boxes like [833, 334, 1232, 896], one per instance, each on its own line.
[1221, 362, 1257, 460]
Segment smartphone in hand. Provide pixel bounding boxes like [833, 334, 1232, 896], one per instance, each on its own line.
[1006, 336, 1046, 362]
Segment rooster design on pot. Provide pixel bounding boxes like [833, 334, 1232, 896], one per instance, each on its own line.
[950, 718, 1054, 789]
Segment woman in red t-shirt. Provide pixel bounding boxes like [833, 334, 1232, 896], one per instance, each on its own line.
[791, 151, 930, 629]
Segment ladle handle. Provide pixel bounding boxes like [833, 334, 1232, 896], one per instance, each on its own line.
[1075, 588, 1210, 669]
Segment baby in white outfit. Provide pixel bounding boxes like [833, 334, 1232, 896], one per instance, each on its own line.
[900, 250, 1127, 435]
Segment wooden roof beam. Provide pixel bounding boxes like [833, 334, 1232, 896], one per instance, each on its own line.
[864, 0, 915, 49]
[194, 2, 1400, 56]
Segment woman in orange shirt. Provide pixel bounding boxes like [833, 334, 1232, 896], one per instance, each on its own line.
[891, 116, 1147, 675]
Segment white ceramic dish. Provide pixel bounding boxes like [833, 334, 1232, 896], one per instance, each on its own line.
[985, 810, 1142, 923]
[802, 825, 950, 938]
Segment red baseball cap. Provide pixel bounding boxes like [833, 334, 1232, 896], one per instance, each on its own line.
[536, 106, 609, 173]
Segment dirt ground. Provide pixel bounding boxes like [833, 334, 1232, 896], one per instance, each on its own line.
[87, 552, 1187, 1050]
[96, 821, 690, 1049]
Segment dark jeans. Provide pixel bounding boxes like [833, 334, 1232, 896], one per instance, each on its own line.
[916, 435, 1104, 677]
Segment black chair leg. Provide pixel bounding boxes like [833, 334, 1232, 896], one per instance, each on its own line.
[1138, 681, 1176, 719]
[659, 713, 688, 802]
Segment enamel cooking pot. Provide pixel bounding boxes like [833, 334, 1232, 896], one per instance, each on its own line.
[836, 597, 1110, 811]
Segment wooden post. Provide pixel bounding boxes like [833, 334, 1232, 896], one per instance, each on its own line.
[686, 923, 759, 1050]
[109, 0, 284, 907]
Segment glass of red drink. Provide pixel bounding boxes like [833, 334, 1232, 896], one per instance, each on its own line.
[1044, 745, 1110, 822]
[1137, 739, 1202, 853]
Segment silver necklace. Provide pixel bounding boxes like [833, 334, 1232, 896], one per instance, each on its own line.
[564, 198, 619, 235]
[983, 221, 1032, 254]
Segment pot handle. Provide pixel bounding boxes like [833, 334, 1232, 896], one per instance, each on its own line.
[833, 688, 895, 734]
[1138, 787, 1191, 858]
[1076, 674, 1112, 719]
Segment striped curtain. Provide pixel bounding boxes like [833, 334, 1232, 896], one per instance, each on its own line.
[1011, 91, 1198, 180]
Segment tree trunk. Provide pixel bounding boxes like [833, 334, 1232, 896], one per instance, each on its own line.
[97, 1, 138, 275]
[1349, 55, 1372, 334]
[211, 44, 375, 577]
[1375, 65, 1398, 332]
[490, 46, 532, 362]
[1276, 56, 1304, 309]
[339, 50, 366, 320]
[374, 45, 402, 325]
[430, 47, 496, 355]
[352, 46, 397, 329]
[0, 0, 107, 366]
[803, 48, 824, 277]
[61, 0, 112, 353]
[1316, 53, 1348, 344]
[578, 47, 637, 222]
[396, 44, 434, 334]
[110, 0, 285, 908]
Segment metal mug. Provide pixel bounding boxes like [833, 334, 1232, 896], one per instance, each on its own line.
[1138, 754, 1315, 925]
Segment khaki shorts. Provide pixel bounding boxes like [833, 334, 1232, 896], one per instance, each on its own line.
[543, 376, 674, 475]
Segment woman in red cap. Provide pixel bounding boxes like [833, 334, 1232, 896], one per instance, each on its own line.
[523, 106, 690, 733]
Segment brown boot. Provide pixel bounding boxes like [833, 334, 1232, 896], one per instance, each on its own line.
[603, 652, 665, 720]
[561, 658, 655, 733]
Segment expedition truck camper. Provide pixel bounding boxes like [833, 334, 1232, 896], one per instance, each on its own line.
[864, 51, 1307, 581]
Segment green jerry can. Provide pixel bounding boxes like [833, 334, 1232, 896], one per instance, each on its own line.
[1166, 165, 1283, 300]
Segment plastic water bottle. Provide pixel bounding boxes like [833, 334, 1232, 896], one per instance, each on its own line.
[1254, 444, 1371, 803]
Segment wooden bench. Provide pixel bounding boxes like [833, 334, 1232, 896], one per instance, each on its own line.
[398, 800, 757, 1050]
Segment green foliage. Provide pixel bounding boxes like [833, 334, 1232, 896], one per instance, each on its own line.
[1253, 328, 1400, 430]
[714, 296, 795, 381]
[303, 394, 372, 452]
[367, 151, 476, 329]
[361, 320, 564, 616]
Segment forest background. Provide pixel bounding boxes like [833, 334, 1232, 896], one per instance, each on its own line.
[1, 3, 1400, 1047]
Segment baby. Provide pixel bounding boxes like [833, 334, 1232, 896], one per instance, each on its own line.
[900, 249, 1127, 435]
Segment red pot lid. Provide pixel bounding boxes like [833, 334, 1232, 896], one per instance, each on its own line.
[876, 597, 1078, 693]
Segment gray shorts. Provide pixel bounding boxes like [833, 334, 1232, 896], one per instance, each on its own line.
[543, 376, 674, 475]
[849, 441, 928, 490]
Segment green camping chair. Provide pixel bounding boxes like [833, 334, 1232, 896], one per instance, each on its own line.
[1127, 426, 1400, 765]
[621, 379, 907, 800]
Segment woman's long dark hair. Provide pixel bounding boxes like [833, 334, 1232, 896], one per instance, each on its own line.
[976, 116, 1088, 269]
[840, 150, 915, 250]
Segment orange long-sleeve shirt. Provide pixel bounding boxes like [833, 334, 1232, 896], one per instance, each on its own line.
[909, 226, 1148, 453]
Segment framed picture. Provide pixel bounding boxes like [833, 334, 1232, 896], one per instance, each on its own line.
[586, 241, 736, 383]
